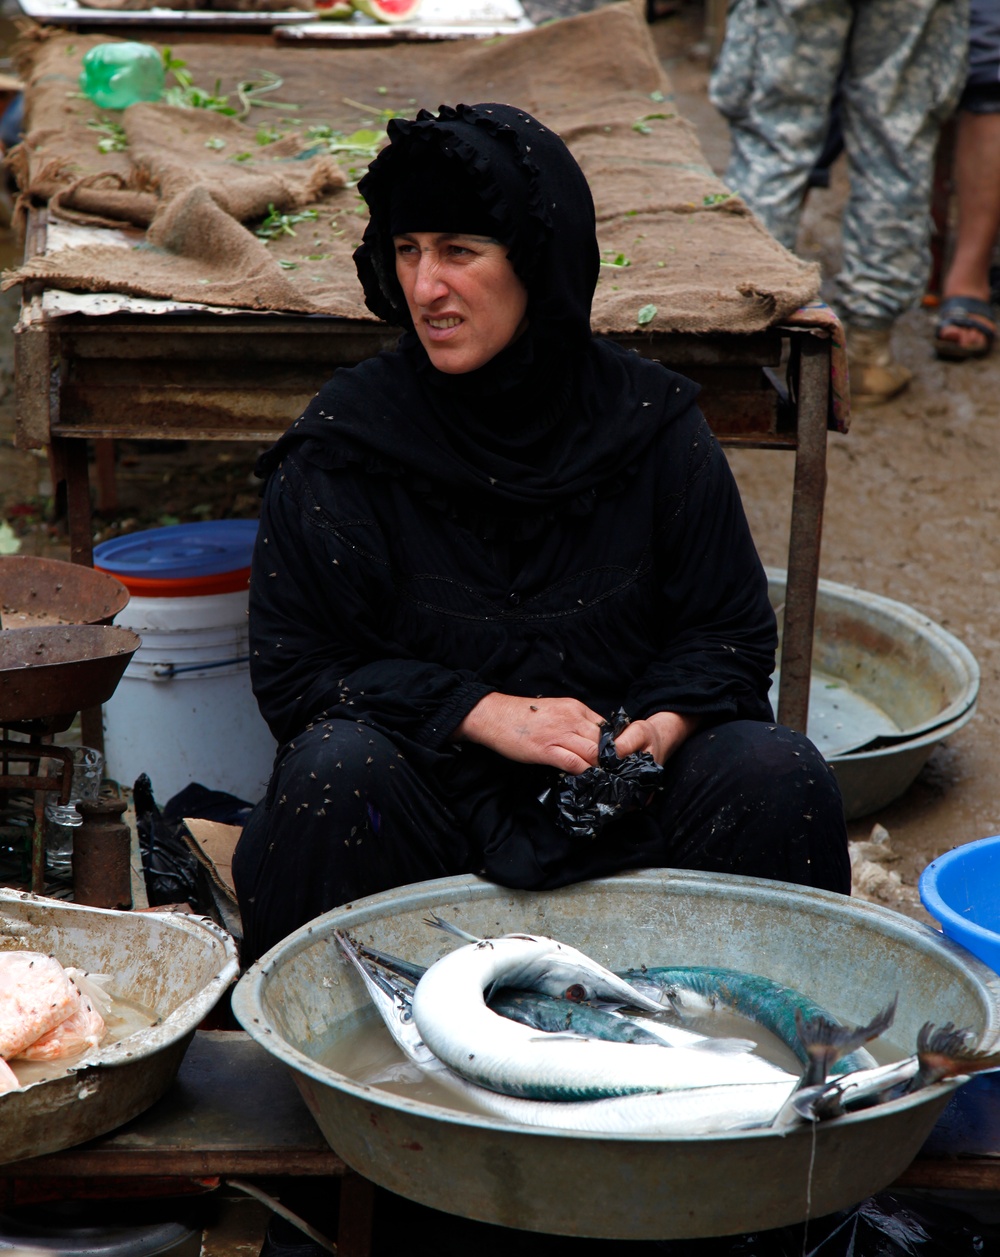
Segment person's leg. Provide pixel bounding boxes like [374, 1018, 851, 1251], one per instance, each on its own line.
[232, 720, 474, 964]
[936, 108, 1000, 354]
[709, 0, 852, 249]
[837, 0, 969, 396]
[646, 720, 851, 892]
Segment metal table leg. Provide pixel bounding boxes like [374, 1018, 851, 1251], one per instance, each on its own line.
[776, 333, 829, 734]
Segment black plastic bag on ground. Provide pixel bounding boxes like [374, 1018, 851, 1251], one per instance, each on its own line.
[640, 1192, 998, 1257]
[543, 707, 663, 840]
[134, 773, 209, 912]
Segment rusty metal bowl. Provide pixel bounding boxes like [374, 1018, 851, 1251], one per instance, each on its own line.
[0, 624, 140, 733]
[232, 870, 1000, 1240]
[1, 556, 129, 628]
[0, 890, 239, 1165]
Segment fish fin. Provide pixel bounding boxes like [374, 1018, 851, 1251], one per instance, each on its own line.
[423, 914, 481, 943]
[361, 1061, 428, 1086]
[795, 995, 897, 1086]
[529, 1034, 593, 1044]
[913, 1022, 1000, 1088]
[688, 1037, 758, 1056]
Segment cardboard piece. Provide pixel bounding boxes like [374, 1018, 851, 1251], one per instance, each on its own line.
[181, 818, 243, 943]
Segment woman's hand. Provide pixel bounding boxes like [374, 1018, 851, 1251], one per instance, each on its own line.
[613, 711, 704, 765]
[455, 693, 606, 774]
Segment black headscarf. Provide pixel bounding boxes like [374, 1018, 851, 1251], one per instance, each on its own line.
[355, 102, 598, 351]
[258, 102, 699, 532]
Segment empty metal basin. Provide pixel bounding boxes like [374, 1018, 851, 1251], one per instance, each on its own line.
[233, 870, 1000, 1240]
[768, 570, 979, 818]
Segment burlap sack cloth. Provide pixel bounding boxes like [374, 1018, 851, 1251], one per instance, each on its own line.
[4, 1, 820, 332]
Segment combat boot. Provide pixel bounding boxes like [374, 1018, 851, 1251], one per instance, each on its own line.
[845, 324, 912, 403]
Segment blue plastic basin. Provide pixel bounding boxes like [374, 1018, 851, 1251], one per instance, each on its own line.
[920, 835, 1000, 974]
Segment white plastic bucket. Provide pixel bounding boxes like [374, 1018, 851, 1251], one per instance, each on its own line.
[102, 590, 276, 805]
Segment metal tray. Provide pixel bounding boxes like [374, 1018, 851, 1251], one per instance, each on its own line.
[14, 0, 530, 34]
[0, 891, 238, 1165]
[233, 870, 1000, 1240]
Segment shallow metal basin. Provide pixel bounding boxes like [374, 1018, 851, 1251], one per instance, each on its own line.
[0, 624, 141, 733]
[232, 870, 1000, 1240]
[0, 891, 238, 1164]
[1, 555, 130, 628]
[768, 570, 979, 818]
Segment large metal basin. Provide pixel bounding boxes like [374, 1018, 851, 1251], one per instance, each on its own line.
[768, 570, 979, 819]
[232, 870, 1000, 1240]
[0, 890, 238, 1164]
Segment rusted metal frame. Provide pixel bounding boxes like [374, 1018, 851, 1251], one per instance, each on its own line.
[52, 425, 104, 750]
[0, 739, 74, 800]
[776, 332, 829, 734]
[0, 739, 74, 892]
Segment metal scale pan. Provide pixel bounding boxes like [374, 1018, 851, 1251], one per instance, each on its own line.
[1, 558, 138, 890]
[2, 554, 129, 630]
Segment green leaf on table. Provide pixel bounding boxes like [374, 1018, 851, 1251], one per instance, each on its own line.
[637, 304, 657, 326]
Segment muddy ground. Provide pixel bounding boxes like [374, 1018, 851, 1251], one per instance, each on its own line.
[1, 3, 996, 922]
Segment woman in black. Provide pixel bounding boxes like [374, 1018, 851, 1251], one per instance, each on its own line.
[232, 102, 851, 966]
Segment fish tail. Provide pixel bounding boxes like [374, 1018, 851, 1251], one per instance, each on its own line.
[794, 994, 897, 1086]
[356, 942, 426, 985]
[336, 931, 414, 1007]
[423, 913, 481, 943]
[913, 1021, 1000, 1089]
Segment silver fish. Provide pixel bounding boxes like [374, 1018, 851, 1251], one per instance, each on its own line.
[336, 932, 799, 1135]
[409, 931, 792, 1101]
[354, 938, 712, 1050]
[337, 932, 1000, 1135]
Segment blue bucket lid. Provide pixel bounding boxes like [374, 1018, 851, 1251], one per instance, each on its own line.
[93, 520, 259, 580]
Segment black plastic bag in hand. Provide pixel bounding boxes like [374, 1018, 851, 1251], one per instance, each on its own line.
[545, 708, 663, 840]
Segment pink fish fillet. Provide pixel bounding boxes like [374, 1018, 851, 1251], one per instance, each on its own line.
[0, 1057, 18, 1094]
[0, 952, 82, 1060]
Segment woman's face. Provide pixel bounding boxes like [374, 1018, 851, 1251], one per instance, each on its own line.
[393, 232, 529, 374]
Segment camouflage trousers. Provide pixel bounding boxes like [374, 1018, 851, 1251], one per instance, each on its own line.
[710, 0, 969, 327]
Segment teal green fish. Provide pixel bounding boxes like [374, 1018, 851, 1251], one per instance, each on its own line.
[620, 966, 877, 1075]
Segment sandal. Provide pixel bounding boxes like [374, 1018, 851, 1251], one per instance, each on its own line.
[934, 294, 996, 361]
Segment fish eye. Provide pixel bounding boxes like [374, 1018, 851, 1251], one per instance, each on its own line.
[563, 983, 588, 1003]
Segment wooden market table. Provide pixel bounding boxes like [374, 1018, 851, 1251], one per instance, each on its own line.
[0, 1029, 376, 1256]
[14, 211, 834, 737]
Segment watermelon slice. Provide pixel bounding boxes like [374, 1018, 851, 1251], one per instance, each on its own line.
[312, 0, 354, 18]
[352, 0, 421, 22]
